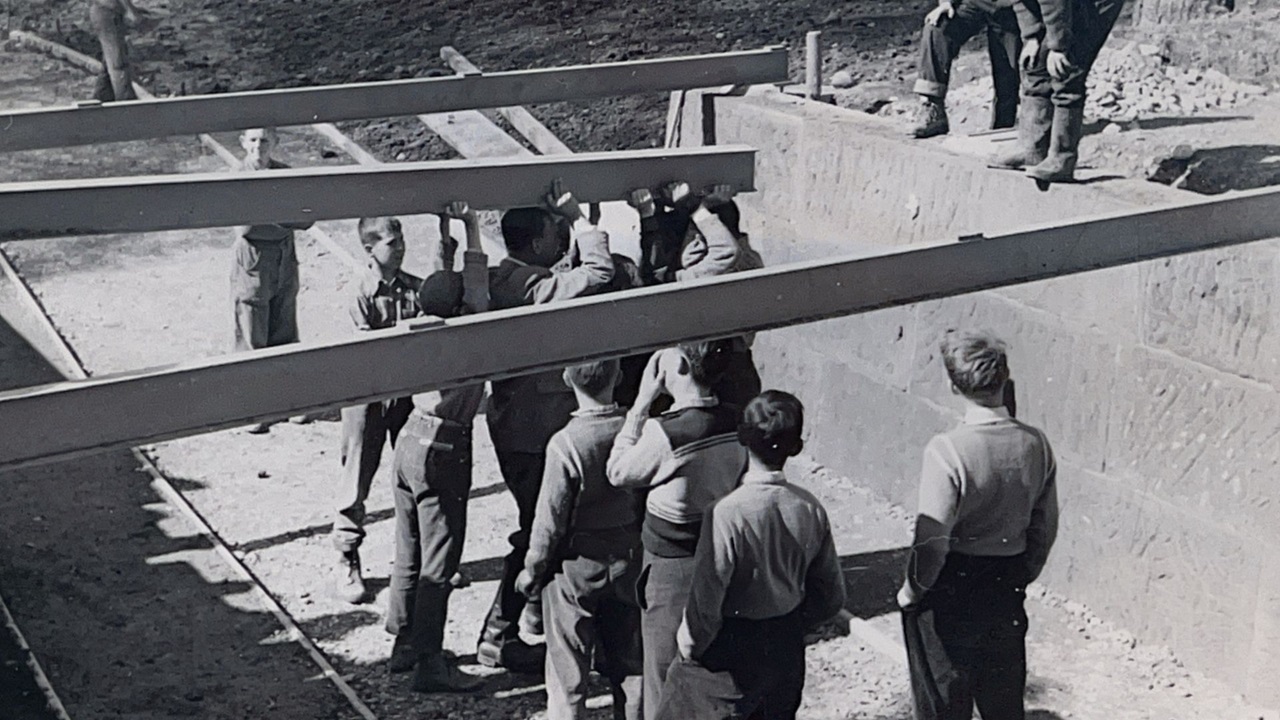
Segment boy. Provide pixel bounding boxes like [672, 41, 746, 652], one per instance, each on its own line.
[516, 359, 644, 720]
[479, 179, 615, 673]
[330, 215, 423, 603]
[992, 0, 1126, 181]
[229, 127, 314, 433]
[658, 390, 846, 720]
[385, 202, 489, 693]
[606, 340, 747, 720]
[906, 0, 1040, 139]
[897, 331, 1058, 720]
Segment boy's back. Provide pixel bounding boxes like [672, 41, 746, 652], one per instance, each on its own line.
[536, 408, 638, 555]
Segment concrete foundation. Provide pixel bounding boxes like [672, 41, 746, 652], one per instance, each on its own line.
[671, 87, 1280, 706]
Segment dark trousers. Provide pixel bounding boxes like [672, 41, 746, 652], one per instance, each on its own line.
[713, 344, 763, 414]
[385, 415, 472, 658]
[655, 612, 807, 720]
[480, 449, 546, 644]
[331, 397, 415, 554]
[1022, 0, 1125, 108]
[544, 554, 644, 720]
[230, 237, 300, 352]
[914, 0, 1021, 129]
[637, 551, 698, 720]
[902, 554, 1029, 720]
[89, 3, 136, 102]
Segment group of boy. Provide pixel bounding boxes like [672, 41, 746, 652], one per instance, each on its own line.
[907, 0, 1126, 183]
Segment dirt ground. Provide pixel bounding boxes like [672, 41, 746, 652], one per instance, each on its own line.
[3, 0, 1280, 717]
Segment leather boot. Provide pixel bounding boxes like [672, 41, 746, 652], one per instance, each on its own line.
[411, 653, 484, 693]
[1026, 105, 1085, 183]
[988, 94, 1053, 170]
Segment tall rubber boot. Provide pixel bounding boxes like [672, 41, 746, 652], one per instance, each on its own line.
[411, 583, 483, 693]
[988, 95, 1053, 170]
[1026, 106, 1085, 183]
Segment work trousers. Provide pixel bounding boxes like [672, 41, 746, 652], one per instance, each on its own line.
[655, 611, 807, 720]
[385, 414, 473, 658]
[637, 551, 698, 720]
[230, 236, 299, 352]
[902, 553, 1030, 720]
[480, 450, 547, 645]
[331, 397, 415, 554]
[914, 0, 1022, 129]
[89, 3, 136, 102]
[544, 553, 644, 720]
[1021, 0, 1125, 108]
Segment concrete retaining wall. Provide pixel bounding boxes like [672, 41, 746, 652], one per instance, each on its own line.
[672, 88, 1280, 706]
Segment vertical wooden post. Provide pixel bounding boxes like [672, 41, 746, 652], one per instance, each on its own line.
[805, 31, 822, 100]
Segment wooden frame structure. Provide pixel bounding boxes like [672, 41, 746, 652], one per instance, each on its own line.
[0, 146, 755, 238]
[1, 186, 1278, 471]
[0, 48, 787, 153]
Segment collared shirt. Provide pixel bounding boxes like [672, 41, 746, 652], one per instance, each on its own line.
[678, 470, 846, 659]
[525, 405, 640, 583]
[914, 404, 1059, 585]
[607, 396, 746, 557]
[350, 266, 424, 331]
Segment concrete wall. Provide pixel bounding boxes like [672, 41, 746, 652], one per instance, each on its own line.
[673, 88, 1280, 706]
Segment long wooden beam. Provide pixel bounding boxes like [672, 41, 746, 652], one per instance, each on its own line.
[1, 187, 1278, 471]
[0, 47, 788, 153]
[0, 146, 755, 238]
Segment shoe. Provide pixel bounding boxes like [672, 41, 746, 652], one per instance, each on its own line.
[1026, 106, 1085, 183]
[288, 414, 314, 425]
[388, 636, 417, 674]
[246, 422, 271, 435]
[906, 96, 949, 139]
[476, 637, 545, 674]
[334, 551, 366, 604]
[411, 654, 484, 693]
[989, 95, 1054, 170]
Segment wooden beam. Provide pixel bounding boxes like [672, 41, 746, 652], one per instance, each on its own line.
[440, 46, 575, 156]
[417, 111, 532, 159]
[0, 47, 789, 153]
[0, 146, 756, 238]
[0, 186, 1278, 471]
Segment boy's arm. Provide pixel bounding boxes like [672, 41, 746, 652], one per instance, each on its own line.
[800, 511, 848, 627]
[606, 415, 672, 489]
[1038, 0, 1071, 52]
[676, 505, 735, 660]
[523, 227, 614, 304]
[348, 290, 375, 331]
[1023, 438, 1060, 583]
[897, 437, 960, 608]
[523, 438, 578, 592]
[1012, 0, 1045, 41]
[675, 188, 740, 281]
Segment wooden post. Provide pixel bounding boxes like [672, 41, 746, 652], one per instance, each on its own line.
[806, 31, 822, 100]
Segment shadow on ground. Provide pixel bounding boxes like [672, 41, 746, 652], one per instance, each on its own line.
[1149, 144, 1280, 193]
[841, 547, 910, 619]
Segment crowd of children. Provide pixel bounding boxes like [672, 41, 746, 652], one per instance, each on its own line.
[225, 127, 1059, 719]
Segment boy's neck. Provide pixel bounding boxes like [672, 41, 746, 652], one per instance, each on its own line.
[574, 389, 616, 412]
[370, 261, 400, 283]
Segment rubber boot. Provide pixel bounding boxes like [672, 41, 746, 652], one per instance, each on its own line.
[412, 653, 484, 693]
[1026, 106, 1085, 183]
[988, 95, 1053, 170]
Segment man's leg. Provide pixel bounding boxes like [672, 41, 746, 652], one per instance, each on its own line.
[477, 450, 547, 671]
[331, 403, 388, 603]
[599, 558, 644, 720]
[544, 557, 608, 719]
[386, 440, 423, 672]
[909, 3, 987, 138]
[89, 4, 135, 102]
[639, 554, 697, 720]
[986, 7, 1023, 130]
[989, 53, 1054, 170]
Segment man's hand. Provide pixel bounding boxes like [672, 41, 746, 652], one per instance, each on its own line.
[1046, 50, 1074, 81]
[925, 1, 955, 27]
[515, 568, 539, 599]
[660, 181, 700, 213]
[702, 184, 735, 211]
[588, 202, 602, 226]
[1019, 38, 1041, 71]
[896, 583, 921, 611]
[545, 178, 585, 222]
[630, 350, 668, 417]
[628, 188, 657, 218]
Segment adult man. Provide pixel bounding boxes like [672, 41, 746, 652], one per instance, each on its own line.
[897, 331, 1058, 720]
[89, 0, 144, 102]
[478, 180, 615, 673]
[992, 0, 1126, 182]
[907, 0, 1042, 139]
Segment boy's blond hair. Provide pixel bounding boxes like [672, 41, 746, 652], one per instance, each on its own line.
[940, 330, 1009, 398]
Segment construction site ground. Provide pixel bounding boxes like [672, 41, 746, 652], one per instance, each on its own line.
[2, 0, 1280, 716]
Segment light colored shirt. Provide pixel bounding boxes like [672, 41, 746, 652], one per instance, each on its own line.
[677, 470, 846, 659]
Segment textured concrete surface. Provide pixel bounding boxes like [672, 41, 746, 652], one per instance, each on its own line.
[676, 87, 1280, 707]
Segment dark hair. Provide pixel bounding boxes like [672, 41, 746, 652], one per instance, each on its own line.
[677, 338, 734, 387]
[357, 216, 403, 247]
[737, 390, 804, 469]
[418, 271, 463, 318]
[564, 359, 620, 396]
[710, 200, 741, 238]
[940, 330, 1010, 397]
[500, 207, 553, 253]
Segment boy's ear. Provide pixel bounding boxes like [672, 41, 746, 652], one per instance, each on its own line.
[791, 438, 805, 457]
[562, 368, 574, 389]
